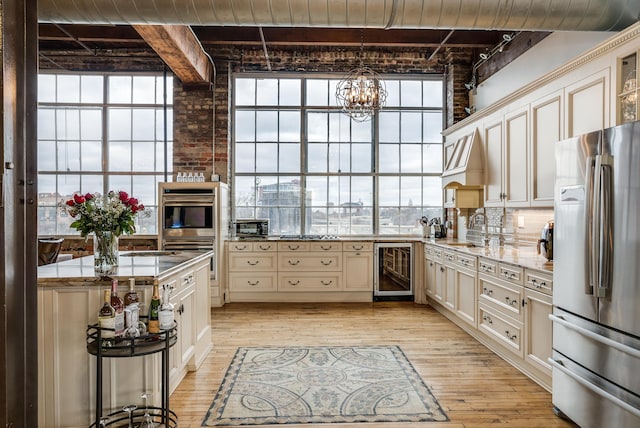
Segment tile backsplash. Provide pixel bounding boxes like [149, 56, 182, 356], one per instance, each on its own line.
[458, 207, 554, 248]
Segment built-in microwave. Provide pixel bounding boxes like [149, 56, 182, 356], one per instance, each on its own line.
[160, 185, 217, 249]
[234, 219, 269, 239]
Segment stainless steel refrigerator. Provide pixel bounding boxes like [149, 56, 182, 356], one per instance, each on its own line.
[552, 121, 640, 427]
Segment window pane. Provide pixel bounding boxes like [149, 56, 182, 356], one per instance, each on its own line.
[235, 78, 256, 105]
[109, 141, 131, 171]
[279, 79, 301, 106]
[379, 144, 399, 173]
[235, 143, 256, 172]
[329, 113, 350, 142]
[385, 80, 400, 107]
[109, 108, 132, 140]
[255, 143, 278, 172]
[156, 76, 173, 104]
[80, 109, 102, 140]
[401, 112, 422, 142]
[423, 176, 442, 205]
[81, 141, 102, 171]
[401, 81, 422, 107]
[132, 76, 156, 104]
[379, 112, 399, 142]
[56, 109, 80, 140]
[423, 80, 443, 107]
[307, 143, 327, 172]
[81, 76, 103, 103]
[108, 76, 132, 103]
[38, 109, 56, 139]
[132, 109, 156, 140]
[307, 112, 328, 142]
[57, 141, 80, 171]
[352, 120, 371, 142]
[279, 143, 300, 172]
[81, 175, 103, 195]
[423, 111, 442, 143]
[38, 141, 57, 171]
[109, 175, 132, 193]
[256, 111, 278, 141]
[306, 176, 327, 205]
[401, 176, 422, 205]
[351, 144, 372, 173]
[378, 176, 399, 206]
[132, 141, 155, 171]
[423, 143, 442, 173]
[351, 176, 373, 205]
[235, 176, 257, 209]
[401, 144, 422, 173]
[328, 80, 340, 107]
[235, 110, 255, 141]
[256, 79, 279, 106]
[38, 75, 56, 102]
[279, 111, 300, 142]
[306, 79, 328, 105]
[57, 75, 80, 103]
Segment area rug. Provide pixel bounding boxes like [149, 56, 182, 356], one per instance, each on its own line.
[202, 345, 448, 426]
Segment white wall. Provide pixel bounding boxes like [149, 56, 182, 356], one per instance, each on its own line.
[473, 31, 614, 110]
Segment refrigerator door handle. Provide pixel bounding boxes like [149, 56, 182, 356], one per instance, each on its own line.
[597, 154, 614, 298]
[548, 358, 640, 418]
[586, 155, 597, 295]
[549, 314, 640, 358]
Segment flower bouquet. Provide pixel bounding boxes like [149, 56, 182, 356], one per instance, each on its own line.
[62, 191, 146, 273]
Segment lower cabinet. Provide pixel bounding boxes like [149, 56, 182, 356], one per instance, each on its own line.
[227, 240, 374, 301]
[423, 243, 553, 391]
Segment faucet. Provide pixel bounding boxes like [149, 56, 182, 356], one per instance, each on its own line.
[468, 208, 490, 247]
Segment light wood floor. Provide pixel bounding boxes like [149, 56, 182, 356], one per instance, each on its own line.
[171, 302, 576, 428]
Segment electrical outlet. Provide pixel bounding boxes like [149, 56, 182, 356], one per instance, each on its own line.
[517, 215, 525, 228]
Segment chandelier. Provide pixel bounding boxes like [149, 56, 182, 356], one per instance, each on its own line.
[335, 31, 387, 122]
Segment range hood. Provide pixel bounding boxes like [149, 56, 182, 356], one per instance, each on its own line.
[442, 128, 484, 189]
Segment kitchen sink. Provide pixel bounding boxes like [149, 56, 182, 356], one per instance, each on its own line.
[121, 250, 180, 257]
[445, 242, 476, 247]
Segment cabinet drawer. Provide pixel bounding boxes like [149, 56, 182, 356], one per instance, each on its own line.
[253, 242, 277, 252]
[443, 250, 456, 265]
[479, 302, 523, 357]
[478, 258, 498, 276]
[432, 247, 443, 260]
[229, 273, 277, 291]
[277, 241, 311, 252]
[229, 242, 253, 252]
[228, 253, 277, 272]
[525, 269, 553, 295]
[424, 245, 434, 259]
[178, 269, 196, 292]
[344, 242, 373, 252]
[479, 275, 523, 321]
[455, 253, 477, 270]
[278, 272, 342, 292]
[498, 263, 524, 285]
[309, 242, 343, 252]
[278, 252, 342, 271]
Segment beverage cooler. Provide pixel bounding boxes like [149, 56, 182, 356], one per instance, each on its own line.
[374, 243, 413, 301]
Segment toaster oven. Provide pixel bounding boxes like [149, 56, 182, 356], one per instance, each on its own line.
[234, 219, 269, 238]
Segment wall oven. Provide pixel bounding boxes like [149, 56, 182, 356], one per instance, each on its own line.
[159, 185, 216, 251]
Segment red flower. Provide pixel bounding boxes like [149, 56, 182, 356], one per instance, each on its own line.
[118, 191, 129, 202]
[84, 193, 93, 200]
[127, 197, 138, 206]
[66, 199, 75, 207]
[73, 194, 85, 204]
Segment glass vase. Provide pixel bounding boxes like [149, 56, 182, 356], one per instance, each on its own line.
[94, 231, 119, 274]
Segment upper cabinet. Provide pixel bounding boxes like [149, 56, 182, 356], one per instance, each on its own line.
[443, 22, 640, 209]
[619, 52, 638, 125]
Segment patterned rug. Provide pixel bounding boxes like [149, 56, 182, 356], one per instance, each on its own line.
[202, 346, 448, 426]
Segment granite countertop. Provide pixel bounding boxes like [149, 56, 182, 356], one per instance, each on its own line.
[37, 250, 214, 286]
[426, 239, 553, 273]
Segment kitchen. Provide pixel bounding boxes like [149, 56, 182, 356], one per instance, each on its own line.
[4, 1, 640, 427]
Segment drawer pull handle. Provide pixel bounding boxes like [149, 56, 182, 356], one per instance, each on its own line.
[248, 280, 260, 286]
[321, 245, 332, 250]
[539, 281, 546, 287]
[288, 260, 300, 266]
[259, 245, 271, 250]
[483, 315, 493, 324]
[321, 260, 333, 266]
[288, 245, 300, 250]
[483, 287, 493, 296]
[236, 245, 247, 250]
[505, 297, 518, 306]
[288, 280, 300, 286]
[321, 280, 333, 286]
[505, 330, 517, 341]
[353, 245, 363, 250]
[247, 260, 259, 266]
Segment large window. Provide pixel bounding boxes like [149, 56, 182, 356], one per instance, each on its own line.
[37, 73, 173, 235]
[233, 74, 444, 236]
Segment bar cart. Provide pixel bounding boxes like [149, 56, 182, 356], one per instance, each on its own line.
[86, 322, 178, 427]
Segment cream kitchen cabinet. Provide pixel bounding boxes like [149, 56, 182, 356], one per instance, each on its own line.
[523, 268, 553, 386]
[443, 250, 456, 311]
[343, 242, 374, 292]
[227, 242, 278, 296]
[277, 242, 343, 292]
[454, 253, 478, 327]
[483, 107, 530, 208]
[530, 90, 562, 206]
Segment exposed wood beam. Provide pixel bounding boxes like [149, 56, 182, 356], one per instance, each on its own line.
[132, 24, 212, 85]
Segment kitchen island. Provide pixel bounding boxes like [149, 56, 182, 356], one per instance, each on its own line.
[37, 251, 213, 428]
